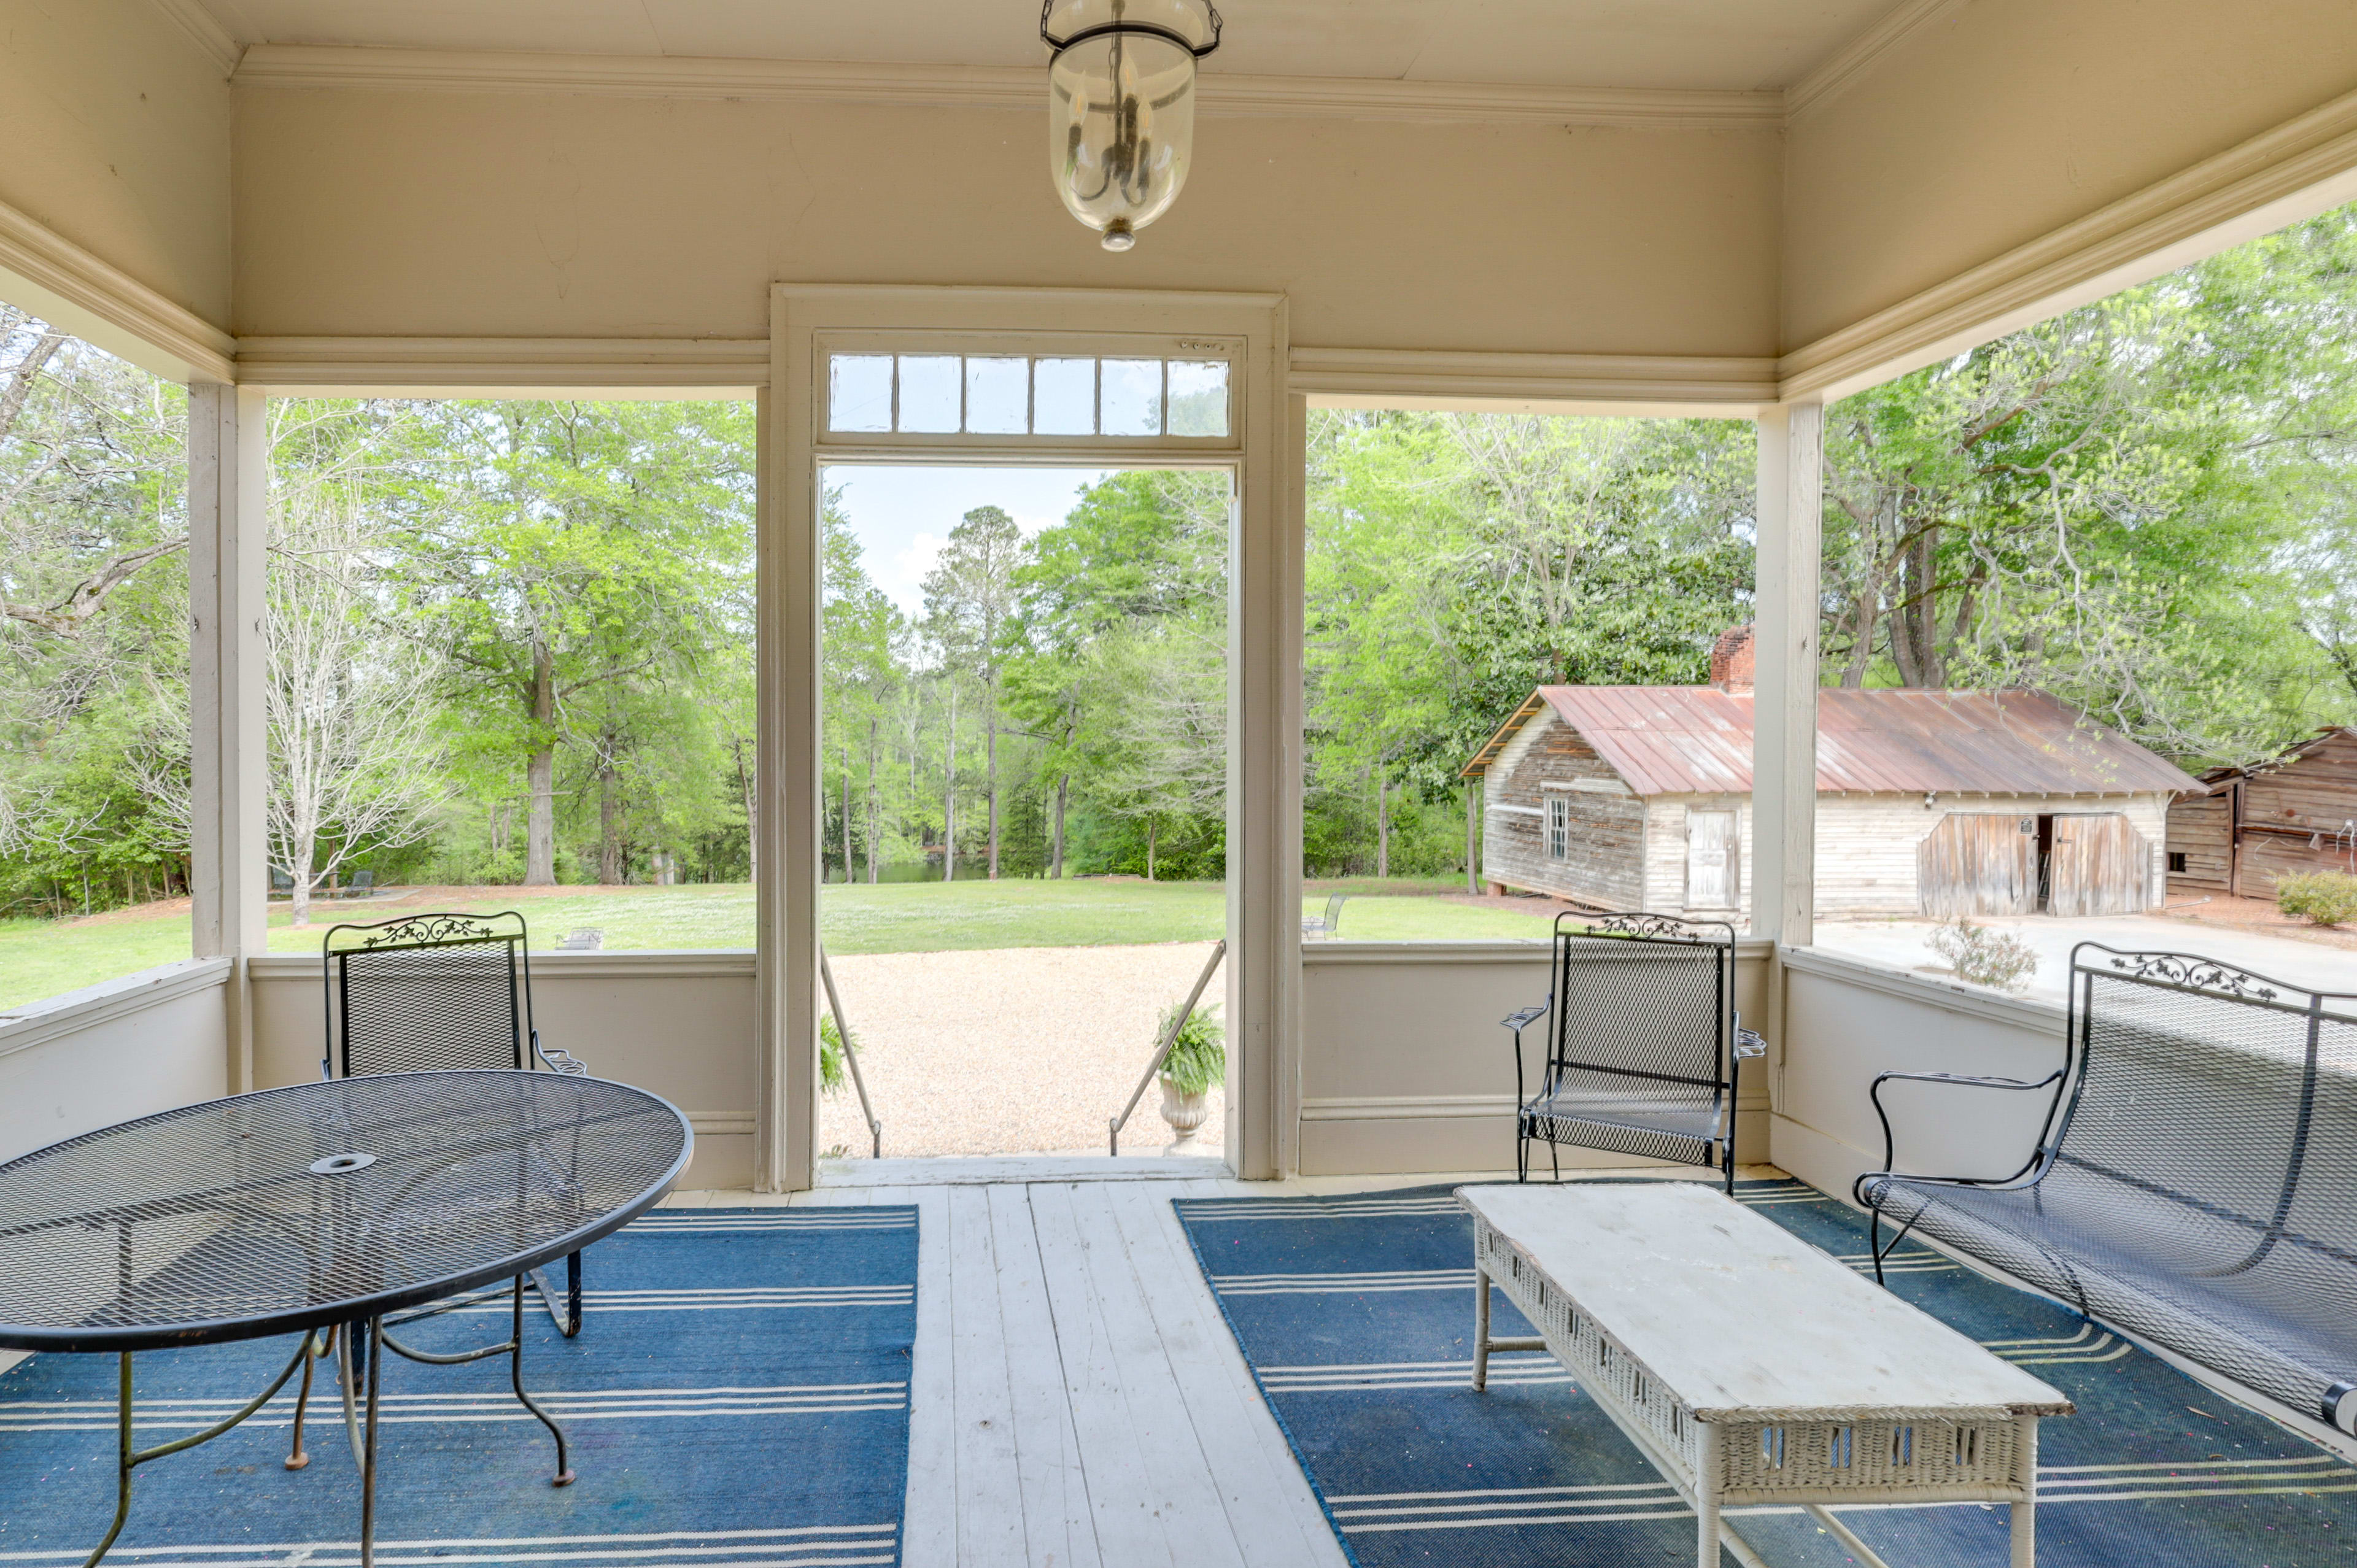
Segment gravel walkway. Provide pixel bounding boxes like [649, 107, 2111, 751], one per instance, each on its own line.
[817, 941, 1227, 1159]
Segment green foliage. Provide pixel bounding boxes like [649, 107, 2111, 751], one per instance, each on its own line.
[1155, 1002, 1226, 1095]
[819, 1011, 853, 1093]
[1928, 919, 2040, 992]
[2277, 871, 2357, 927]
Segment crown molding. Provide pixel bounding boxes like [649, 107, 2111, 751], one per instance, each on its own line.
[149, 0, 244, 77]
[0, 197, 236, 383]
[231, 44, 1783, 130]
[1784, 0, 1965, 120]
[1777, 80, 2357, 402]
[1289, 347, 1778, 412]
[234, 335, 768, 392]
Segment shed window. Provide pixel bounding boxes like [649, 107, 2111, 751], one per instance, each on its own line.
[1546, 797, 1570, 860]
[2168, 851, 2188, 873]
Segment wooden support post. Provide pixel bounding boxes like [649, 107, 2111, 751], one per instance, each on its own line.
[1751, 401, 1822, 951]
[188, 382, 268, 1092]
[758, 355, 818, 1192]
[1226, 378, 1302, 1180]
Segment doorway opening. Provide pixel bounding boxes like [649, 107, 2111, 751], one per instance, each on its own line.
[814, 461, 1232, 1162]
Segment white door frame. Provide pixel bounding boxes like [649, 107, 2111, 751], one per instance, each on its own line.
[762, 285, 1293, 1190]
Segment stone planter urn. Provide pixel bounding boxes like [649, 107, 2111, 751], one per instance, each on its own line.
[1158, 1076, 1209, 1153]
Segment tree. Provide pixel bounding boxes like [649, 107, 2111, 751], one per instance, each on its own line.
[923, 506, 1023, 878]
[397, 400, 751, 884]
[257, 487, 451, 927]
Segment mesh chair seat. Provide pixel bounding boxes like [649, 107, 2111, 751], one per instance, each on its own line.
[1506, 913, 1751, 1190]
[1523, 1072, 1726, 1168]
[1857, 943, 2357, 1431]
[1865, 1162, 2357, 1416]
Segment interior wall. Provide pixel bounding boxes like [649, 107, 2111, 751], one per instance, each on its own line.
[246, 954, 758, 1190]
[1298, 942, 1771, 1176]
[0, 964, 231, 1165]
[1770, 946, 2066, 1205]
[230, 90, 1779, 355]
[1782, 0, 2357, 352]
[0, 0, 233, 329]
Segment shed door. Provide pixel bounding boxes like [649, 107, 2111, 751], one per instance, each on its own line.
[1917, 813, 2037, 917]
[1685, 809, 1738, 909]
[2049, 813, 2151, 916]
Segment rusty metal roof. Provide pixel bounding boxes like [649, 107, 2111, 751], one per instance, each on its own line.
[1461, 686, 2202, 797]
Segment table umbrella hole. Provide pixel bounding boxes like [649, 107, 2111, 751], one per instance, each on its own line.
[308, 1153, 377, 1175]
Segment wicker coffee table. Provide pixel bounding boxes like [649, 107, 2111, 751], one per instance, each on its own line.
[0, 1071, 691, 1568]
[1461, 1182, 2071, 1568]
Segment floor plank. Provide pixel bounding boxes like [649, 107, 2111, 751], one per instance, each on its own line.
[901, 1187, 958, 1568]
[1104, 1183, 1350, 1568]
[947, 1186, 1028, 1567]
[989, 1186, 1103, 1568]
[1027, 1183, 1180, 1568]
[1061, 1182, 1251, 1568]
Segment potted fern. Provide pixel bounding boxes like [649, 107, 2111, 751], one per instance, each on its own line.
[1156, 1001, 1225, 1153]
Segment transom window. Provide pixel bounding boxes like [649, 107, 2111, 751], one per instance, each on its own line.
[827, 352, 1229, 438]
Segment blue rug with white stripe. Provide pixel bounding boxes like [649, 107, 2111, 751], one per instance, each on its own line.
[0, 1203, 916, 1567]
[1176, 1180, 2357, 1567]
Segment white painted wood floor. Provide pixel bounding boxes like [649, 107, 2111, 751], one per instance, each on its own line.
[659, 1168, 1467, 1568]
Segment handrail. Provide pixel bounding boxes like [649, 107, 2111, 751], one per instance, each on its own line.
[818, 946, 882, 1160]
[1109, 939, 1226, 1156]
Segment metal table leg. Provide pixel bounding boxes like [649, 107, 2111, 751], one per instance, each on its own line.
[80, 1335, 318, 1567]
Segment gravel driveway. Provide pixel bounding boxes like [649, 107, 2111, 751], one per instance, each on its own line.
[817, 941, 1227, 1159]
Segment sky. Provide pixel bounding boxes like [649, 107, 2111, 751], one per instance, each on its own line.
[822, 464, 1110, 619]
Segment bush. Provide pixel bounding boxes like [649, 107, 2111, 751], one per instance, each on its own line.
[1156, 1002, 1226, 1096]
[1928, 917, 2039, 993]
[2278, 871, 2357, 927]
[819, 1011, 853, 1094]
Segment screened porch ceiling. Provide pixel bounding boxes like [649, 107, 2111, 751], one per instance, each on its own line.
[184, 0, 1911, 92]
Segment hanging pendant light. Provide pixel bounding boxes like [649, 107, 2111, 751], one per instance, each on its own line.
[1042, 0, 1222, 252]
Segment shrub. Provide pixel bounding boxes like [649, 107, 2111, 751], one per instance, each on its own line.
[1156, 1002, 1226, 1096]
[2278, 871, 2357, 927]
[819, 1011, 853, 1094]
[1928, 917, 2039, 993]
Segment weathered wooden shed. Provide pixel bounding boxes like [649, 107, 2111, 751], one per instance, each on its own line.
[2167, 727, 2357, 897]
[1462, 639, 2200, 924]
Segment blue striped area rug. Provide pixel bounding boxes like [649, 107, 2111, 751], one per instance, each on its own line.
[0, 1203, 916, 1567]
[1175, 1180, 2357, 1567]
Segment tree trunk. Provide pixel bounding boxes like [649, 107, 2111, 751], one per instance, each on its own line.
[597, 749, 624, 884]
[943, 682, 958, 883]
[1053, 773, 1068, 879]
[1465, 782, 1480, 895]
[524, 638, 557, 885]
[986, 703, 1000, 879]
[1146, 819, 1157, 883]
[1377, 770, 1390, 879]
[867, 716, 881, 884]
[288, 825, 317, 929]
[733, 738, 756, 884]
[842, 746, 854, 887]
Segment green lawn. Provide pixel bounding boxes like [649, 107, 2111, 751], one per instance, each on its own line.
[0, 878, 1555, 1012]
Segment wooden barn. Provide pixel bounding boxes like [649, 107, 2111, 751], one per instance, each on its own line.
[1461, 628, 2200, 924]
[2166, 727, 2357, 897]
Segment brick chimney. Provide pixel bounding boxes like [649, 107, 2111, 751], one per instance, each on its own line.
[1708, 624, 1755, 693]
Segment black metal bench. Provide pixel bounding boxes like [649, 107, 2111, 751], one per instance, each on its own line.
[1857, 941, 2357, 1434]
[1504, 912, 1765, 1193]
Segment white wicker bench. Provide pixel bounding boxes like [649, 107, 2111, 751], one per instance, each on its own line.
[1460, 1183, 2072, 1568]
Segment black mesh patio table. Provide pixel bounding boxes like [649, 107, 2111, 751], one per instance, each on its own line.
[0, 1071, 692, 1568]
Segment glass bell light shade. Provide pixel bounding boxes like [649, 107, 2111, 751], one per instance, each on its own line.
[1043, 0, 1221, 252]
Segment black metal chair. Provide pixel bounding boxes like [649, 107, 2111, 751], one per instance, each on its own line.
[321, 910, 590, 1335]
[1504, 911, 1765, 1193]
[1857, 942, 2357, 1434]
